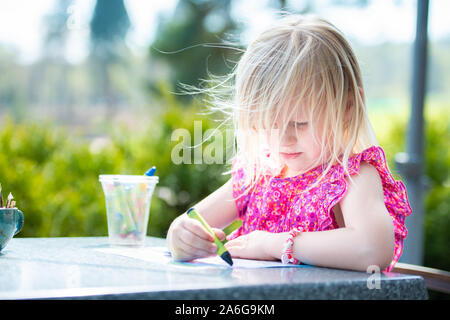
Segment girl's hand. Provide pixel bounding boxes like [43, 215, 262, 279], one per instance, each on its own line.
[167, 214, 226, 262]
[225, 230, 277, 261]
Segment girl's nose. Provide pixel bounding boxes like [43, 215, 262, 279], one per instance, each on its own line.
[281, 127, 298, 145]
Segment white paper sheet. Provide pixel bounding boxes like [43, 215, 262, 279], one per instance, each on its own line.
[95, 246, 306, 269]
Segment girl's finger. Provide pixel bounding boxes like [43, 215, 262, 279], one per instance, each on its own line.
[173, 244, 213, 261]
[182, 218, 215, 242]
[175, 241, 215, 259]
[225, 244, 245, 258]
[212, 228, 226, 241]
[175, 228, 217, 253]
[224, 238, 244, 251]
[225, 235, 246, 246]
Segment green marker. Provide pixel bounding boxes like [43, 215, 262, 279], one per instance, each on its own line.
[186, 207, 233, 266]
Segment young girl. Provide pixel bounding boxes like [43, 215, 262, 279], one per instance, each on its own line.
[166, 14, 412, 272]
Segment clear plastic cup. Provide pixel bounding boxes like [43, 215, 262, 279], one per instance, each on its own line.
[99, 175, 158, 246]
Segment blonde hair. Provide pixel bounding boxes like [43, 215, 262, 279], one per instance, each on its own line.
[200, 14, 378, 191]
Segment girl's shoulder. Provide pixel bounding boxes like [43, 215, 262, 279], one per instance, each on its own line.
[336, 145, 397, 193]
[340, 159, 385, 210]
[346, 145, 389, 176]
[343, 145, 412, 216]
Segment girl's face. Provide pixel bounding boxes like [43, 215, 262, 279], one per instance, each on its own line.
[269, 115, 324, 177]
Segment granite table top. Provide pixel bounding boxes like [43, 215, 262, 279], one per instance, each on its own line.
[0, 237, 428, 300]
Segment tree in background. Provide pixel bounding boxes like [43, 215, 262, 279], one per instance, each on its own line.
[149, 0, 240, 99]
[39, 0, 74, 120]
[0, 47, 28, 121]
[89, 0, 130, 116]
[43, 0, 72, 60]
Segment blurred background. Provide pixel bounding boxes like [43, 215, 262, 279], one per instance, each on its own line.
[0, 0, 448, 296]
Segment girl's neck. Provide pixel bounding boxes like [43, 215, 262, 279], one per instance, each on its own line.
[279, 165, 308, 178]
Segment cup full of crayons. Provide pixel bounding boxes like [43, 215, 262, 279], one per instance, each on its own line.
[99, 171, 158, 246]
[0, 183, 24, 251]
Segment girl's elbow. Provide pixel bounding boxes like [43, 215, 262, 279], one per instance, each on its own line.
[361, 236, 395, 272]
[359, 215, 396, 271]
[362, 248, 393, 271]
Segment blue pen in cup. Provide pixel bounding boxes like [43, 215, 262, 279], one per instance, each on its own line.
[145, 166, 156, 177]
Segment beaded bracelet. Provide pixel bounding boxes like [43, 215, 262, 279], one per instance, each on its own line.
[281, 227, 302, 265]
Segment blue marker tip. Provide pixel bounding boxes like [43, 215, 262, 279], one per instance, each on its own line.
[145, 166, 156, 176]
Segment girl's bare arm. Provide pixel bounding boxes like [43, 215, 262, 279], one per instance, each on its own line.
[192, 178, 239, 228]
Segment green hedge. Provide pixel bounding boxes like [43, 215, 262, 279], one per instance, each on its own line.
[1, 101, 448, 271]
[0, 98, 230, 239]
[371, 105, 450, 271]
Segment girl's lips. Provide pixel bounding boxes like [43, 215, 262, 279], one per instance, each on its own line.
[279, 152, 303, 160]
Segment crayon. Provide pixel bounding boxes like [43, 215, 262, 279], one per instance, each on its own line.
[186, 207, 233, 266]
[113, 182, 136, 234]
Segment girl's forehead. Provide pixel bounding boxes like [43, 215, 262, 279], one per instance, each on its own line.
[279, 99, 313, 119]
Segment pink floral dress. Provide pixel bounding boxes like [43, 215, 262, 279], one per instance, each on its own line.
[228, 146, 412, 272]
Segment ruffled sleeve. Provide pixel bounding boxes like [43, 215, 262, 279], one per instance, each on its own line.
[322, 146, 412, 271]
[353, 146, 412, 232]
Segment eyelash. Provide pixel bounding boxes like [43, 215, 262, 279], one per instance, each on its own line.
[290, 122, 308, 128]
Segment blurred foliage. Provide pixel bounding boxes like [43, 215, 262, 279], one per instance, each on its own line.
[353, 41, 450, 102]
[150, 0, 241, 97]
